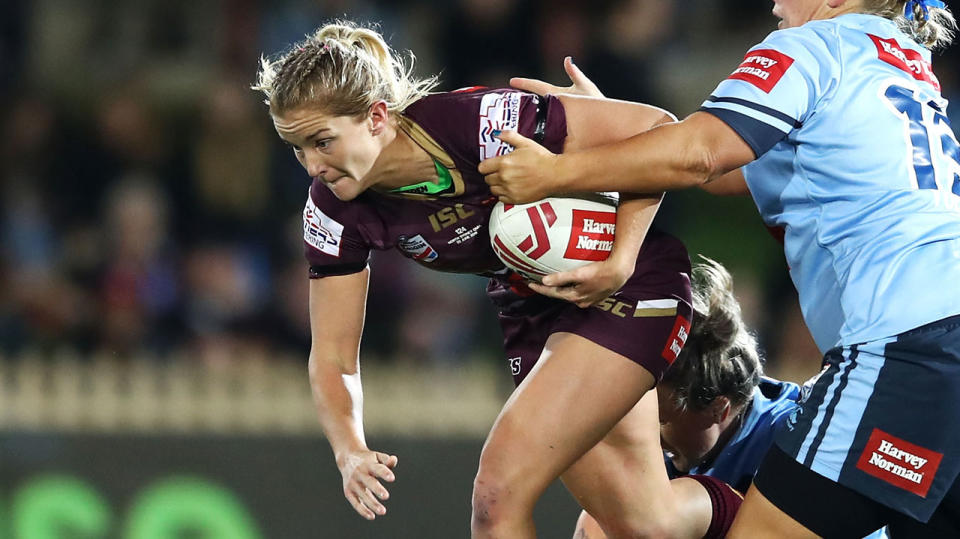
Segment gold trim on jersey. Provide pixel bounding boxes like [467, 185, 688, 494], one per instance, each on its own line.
[396, 116, 466, 198]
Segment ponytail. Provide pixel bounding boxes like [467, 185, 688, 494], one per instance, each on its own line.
[253, 21, 439, 116]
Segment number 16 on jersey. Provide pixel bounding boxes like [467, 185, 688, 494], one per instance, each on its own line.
[882, 81, 960, 195]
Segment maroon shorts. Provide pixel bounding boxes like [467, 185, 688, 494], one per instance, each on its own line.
[488, 229, 693, 386]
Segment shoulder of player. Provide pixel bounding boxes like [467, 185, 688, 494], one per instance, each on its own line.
[405, 87, 533, 112]
[753, 378, 802, 421]
[306, 178, 379, 221]
[753, 22, 840, 59]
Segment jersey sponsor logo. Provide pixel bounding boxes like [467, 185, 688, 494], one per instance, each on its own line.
[868, 34, 940, 91]
[302, 194, 344, 257]
[661, 315, 691, 364]
[397, 234, 439, 262]
[856, 428, 943, 497]
[727, 49, 795, 93]
[564, 210, 616, 261]
[479, 92, 522, 160]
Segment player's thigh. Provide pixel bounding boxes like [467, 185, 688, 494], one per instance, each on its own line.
[574, 510, 607, 539]
[561, 390, 712, 538]
[559, 391, 673, 522]
[477, 331, 656, 498]
[728, 484, 819, 539]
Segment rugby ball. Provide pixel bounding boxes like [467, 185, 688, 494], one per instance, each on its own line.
[489, 195, 618, 281]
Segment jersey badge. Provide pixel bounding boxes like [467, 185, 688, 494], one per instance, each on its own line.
[479, 92, 522, 159]
[661, 314, 691, 365]
[728, 49, 795, 93]
[868, 34, 940, 91]
[397, 234, 439, 262]
[856, 428, 943, 497]
[303, 195, 344, 257]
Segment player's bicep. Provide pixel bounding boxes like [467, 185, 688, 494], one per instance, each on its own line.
[558, 94, 676, 152]
[309, 268, 369, 374]
[680, 112, 757, 177]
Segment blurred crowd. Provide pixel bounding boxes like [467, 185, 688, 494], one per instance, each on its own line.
[1, 0, 958, 377]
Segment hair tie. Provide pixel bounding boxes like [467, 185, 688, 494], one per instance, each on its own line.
[905, 0, 946, 21]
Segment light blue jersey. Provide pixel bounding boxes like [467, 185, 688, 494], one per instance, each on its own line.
[674, 378, 800, 493]
[701, 14, 960, 352]
[666, 378, 888, 538]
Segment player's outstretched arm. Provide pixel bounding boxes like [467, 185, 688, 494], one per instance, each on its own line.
[307, 269, 398, 520]
[482, 111, 755, 204]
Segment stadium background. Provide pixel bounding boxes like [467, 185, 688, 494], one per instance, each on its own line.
[1, 0, 958, 536]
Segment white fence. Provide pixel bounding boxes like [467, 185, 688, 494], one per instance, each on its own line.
[0, 352, 508, 437]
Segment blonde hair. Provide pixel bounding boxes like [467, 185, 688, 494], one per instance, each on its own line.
[862, 0, 956, 49]
[661, 257, 762, 411]
[253, 21, 439, 116]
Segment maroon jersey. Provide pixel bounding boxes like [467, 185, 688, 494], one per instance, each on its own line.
[301, 87, 692, 383]
[302, 88, 565, 278]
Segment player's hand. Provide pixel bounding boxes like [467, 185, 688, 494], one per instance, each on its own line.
[479, 130, 565, 204]
[338, 449, 398, 520]
[511, 57, 604, 98]
[528, 258, 631, 308]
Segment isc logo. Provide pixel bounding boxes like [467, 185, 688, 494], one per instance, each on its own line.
[428, 203, 476, 232]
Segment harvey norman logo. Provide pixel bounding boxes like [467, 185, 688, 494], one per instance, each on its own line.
[868, 34, 940, 91]
[564, 210, 616, 261]
[728, 49, 795, 93]
[856, 428, 943, 497]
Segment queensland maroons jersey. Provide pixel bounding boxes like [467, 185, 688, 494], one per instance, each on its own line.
[701, 14, 960, 351]
[301, 88, 567, 278]
[668, 378, 800, 493]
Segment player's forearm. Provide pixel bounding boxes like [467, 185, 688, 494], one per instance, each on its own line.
[557, 119, 723, 195]
[309, 353, 368, 464]
[609, 193, 662, 270]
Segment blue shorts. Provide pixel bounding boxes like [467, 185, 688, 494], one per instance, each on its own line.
[775, 314, 960, 522]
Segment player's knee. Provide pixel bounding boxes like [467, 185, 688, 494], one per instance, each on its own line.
[471, 475, 512, 532]
[471, 464, 534, 532]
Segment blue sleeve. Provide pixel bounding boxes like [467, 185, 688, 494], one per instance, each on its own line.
[700, 25, 841, 157]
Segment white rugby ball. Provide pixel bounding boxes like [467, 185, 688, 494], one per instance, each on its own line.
[489, 195, 618, 281]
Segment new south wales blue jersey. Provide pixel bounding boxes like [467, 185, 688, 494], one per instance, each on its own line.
[701, 14, 960, 352]
[666, 378, 889, 538]
[669, 378, 800, 493]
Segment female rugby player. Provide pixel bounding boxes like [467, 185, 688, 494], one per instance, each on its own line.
[254, 21, 733, 538]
